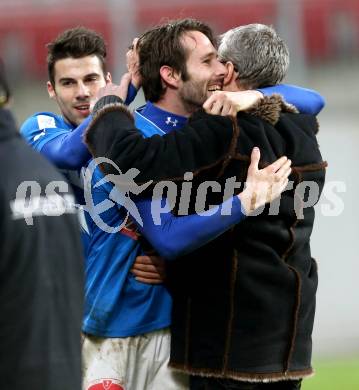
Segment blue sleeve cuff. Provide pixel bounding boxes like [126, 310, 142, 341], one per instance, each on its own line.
[124, 83, 138, 106]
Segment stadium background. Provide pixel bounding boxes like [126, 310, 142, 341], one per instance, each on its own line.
[0, 0, 358, 388]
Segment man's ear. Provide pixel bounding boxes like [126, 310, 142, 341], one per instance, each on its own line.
[223, 61, 237, 86]
[105, 72, 112, 84]
[159, 65, 181, 88]
[47, 81, 56, 99]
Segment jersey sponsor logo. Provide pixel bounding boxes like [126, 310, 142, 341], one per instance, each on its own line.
[37, 114, 56, 130]
[87, 379, 124, 390]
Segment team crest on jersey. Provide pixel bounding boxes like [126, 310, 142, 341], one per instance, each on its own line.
[87, 379, 124, 390]
[37, 114, 56, 129]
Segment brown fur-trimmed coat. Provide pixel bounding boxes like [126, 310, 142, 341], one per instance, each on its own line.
[166, 96, 327, 382]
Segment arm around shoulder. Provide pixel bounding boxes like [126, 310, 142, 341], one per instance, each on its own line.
[258, 84, 325, 115]
[85, 98, 236, 183]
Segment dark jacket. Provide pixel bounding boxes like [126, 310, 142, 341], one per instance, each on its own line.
[0, 108, 84, 389]
[166, 96, 327, 382]
[86, 95, 327, 382]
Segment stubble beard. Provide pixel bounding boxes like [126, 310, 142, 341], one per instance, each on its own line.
[179, 79, 208, 115]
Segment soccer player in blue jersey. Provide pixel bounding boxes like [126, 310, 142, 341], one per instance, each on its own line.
[20, 28, 147, 262]
[80, 34, 294, 390]
[86, 20, 325, 390]
[20, 28, 112, 253]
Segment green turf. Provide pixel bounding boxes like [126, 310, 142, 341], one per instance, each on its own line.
[302, 359, 359, 390]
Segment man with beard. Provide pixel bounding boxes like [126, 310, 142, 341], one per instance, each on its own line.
[86, 21, 326, 390]
[81, 19, 293, 390]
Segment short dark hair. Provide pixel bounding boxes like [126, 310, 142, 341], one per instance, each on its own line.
[0, 59, 10, 107]
[138, 18, 216, 102]
[47, 26, 107, 85]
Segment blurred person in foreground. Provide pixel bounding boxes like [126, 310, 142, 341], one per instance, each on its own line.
[86, 22, 327, 390]
[0, 60, 84, 389]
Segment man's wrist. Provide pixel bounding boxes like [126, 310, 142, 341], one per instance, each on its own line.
[237, 189, 256, 216]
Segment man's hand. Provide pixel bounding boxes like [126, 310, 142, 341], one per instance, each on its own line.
[126, 37, 142, 90]
[131, 255, 166, 284]
[91, 73, 132, 111]
[203, 90, 263, 117]
[238, 147, 291, 214]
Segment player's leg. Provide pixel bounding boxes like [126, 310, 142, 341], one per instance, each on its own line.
[137, 328, 189, 390]
[82, 334, 128, 390]
[82, 329, 188, 390]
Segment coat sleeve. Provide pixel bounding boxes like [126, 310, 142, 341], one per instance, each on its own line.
[84, 102, 236, 184]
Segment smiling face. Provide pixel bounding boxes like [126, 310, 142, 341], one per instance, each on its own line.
[47, 55, 110, 126]
[178, 30, 226, 113]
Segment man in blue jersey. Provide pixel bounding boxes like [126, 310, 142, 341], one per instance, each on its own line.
[20, 27, 166, 270]
[20, 27, 111, 252]
[86, 20, 325, 390]
[81, 27, 295, 388]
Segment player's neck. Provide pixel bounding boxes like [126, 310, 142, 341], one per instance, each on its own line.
[61, 113, 79, 128]
[155, 92, 191, 118]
